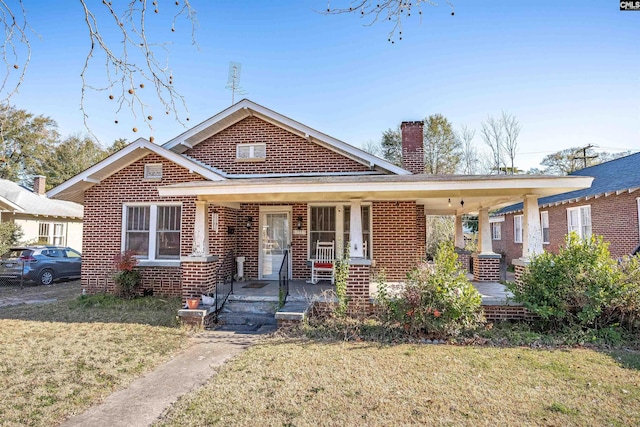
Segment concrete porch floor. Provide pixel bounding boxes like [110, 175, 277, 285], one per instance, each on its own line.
[228, 275, 516, 306]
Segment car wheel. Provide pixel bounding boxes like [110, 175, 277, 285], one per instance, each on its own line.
[38, 269, 55, 286]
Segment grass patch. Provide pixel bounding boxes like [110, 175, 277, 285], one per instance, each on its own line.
[0, 294, 189, 427]
[155, 339, 640, 426]
[0, 294, 182, 327]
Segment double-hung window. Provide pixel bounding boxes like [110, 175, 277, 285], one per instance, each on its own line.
[567, 206, 592, 239]
[38, 222, 66, 245]
[343, 206, 371, 258]
[123, 204, 181, 261]
[491, 223, 502, 240]
[540, 211, 550, 244]
[514, 215, 523, 243]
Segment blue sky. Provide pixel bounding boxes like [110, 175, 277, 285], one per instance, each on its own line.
[7, 1, 640, 170]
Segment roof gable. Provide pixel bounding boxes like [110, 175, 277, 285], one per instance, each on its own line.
[0, 179, 83, 218]
[162, 99, 409, 175]
[47, 138, 225, 204]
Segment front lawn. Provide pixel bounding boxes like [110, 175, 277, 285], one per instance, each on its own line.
[155, 339, 640, 426]
[0, 295, 188, 427]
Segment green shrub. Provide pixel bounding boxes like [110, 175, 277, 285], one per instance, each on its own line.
[508, 233, 620, 330]
[0, 222, 22, 254]
[607, 255, 640, 332]
[378, 241, 483, 338]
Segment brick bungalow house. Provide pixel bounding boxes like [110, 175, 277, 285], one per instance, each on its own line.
[0, 176, 83, 250]
[493, 152, 640, 266]
[47, 99, 592, 312]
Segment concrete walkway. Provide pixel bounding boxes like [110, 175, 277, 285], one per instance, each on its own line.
[61, 329, 272, 427]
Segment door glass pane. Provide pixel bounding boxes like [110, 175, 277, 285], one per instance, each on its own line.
[261, 212, 289, 279]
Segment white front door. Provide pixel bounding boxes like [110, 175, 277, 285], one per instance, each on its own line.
[259, 209, 291, 279]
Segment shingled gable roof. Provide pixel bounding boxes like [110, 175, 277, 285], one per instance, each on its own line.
[0, 179, 83, 218]
[162, 99, 410, 176]
[497, 152, 640, 215]
[46, 138, 225, 204]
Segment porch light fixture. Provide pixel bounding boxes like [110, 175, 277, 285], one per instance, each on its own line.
[296, 216, 303, 230]
[246, 216, 253, 229]
[448, 198, 451, 207]
[460, 199, 465, 207]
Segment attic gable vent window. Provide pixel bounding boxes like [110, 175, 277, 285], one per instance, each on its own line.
[236, 143, 266, 162]
[144, 164, 163, 180]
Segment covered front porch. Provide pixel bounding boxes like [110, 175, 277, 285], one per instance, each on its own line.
[165, 174, 591, 325]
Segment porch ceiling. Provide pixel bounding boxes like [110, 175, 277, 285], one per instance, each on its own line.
[157, 174, 594, 214]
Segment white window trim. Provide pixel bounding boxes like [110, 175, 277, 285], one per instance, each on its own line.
[121, 203, 182, 266]
[307, 202, 373, 260]
[540, 211, 550, 244]
[566, 205, 592, 239]
[236, 143, 266, 162]
[637, 198, 640, 245]
[514, 215, 523, 244]
[143, 163, 163, 180]
[39, 222, 66, 246]
[491, 222, 501, 240]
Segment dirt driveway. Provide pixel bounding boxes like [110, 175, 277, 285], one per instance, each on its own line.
[0, 279, 81, 308]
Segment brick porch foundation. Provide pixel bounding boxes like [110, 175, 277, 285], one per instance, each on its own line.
[472, 253, 502, 282]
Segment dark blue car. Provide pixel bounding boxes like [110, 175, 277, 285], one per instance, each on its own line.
[0, 246, 81, 286]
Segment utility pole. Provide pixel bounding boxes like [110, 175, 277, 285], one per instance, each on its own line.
[572, 144, 598, 169]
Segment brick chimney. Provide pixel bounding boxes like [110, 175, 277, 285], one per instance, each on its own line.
[401, 121, 424, 174]
[33, 175, 46, 195]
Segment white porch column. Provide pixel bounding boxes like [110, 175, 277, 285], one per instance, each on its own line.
[349, 199, 364, 258]
[192, 201, 210, 256]
[454, 215, 465, 249]
[521, 194, 543, 260]
[477, 207, 494, 255]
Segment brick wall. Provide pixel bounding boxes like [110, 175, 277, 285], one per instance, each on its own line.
[482, 305, 537, 321]
[400, 121, 424, 174]
[181, 261, 217, 301]
[346, 263, 372, 315]
[372, 201, 421, 281]
[500, 191, 640, 264]
[184, 116, 370, 175]
[236, 203, 309, 280]
[82, 153, 205, 296]
[472, 255, 501, 282]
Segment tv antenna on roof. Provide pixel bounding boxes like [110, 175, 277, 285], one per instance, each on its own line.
[226, 61, 247, 105]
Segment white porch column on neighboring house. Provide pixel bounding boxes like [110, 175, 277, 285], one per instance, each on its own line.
[454, 215, 465, 249]
[192, 200, 210, 256]
[521, 194, 543, 260]
[477, 207, 494, 255]
[349, 199, 364, 258]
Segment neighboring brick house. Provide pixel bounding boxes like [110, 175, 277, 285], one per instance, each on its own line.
[48, 99, 592, 309]
[493, 152, 640, 265]
[0, 176, 83, 250]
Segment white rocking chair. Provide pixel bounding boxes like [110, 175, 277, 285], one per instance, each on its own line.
[311, 241, 335, 284]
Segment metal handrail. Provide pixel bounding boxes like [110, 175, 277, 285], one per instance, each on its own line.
[215, 250, 235, 314]
[278, 249, 289, 308]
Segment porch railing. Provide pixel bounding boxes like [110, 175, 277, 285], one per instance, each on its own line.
[278, 249, 289, 308]
[215, 250, 235, 314]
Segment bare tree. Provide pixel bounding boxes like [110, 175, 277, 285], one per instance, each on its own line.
[0, 1, 198, 140]
[361, 139, 382, 157]
[501, 111, 521, 174]
[480, 115, 503, 174]
[457, 125, 477, 174]
[325, 1, 455, 43]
